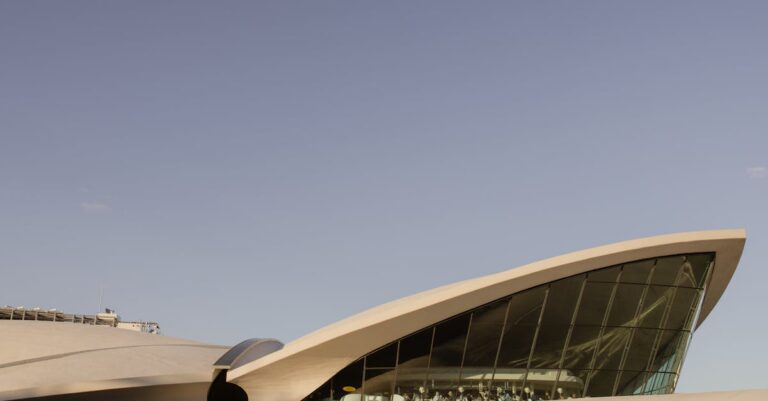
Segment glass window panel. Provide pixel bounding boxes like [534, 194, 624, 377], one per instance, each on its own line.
[664, 288, 699, 330]
[639, 372, 654, 394]
[641, 371, 661, 394]
[644, 373, 675, 394]
[562, 326, 600, 369]
[458, 368, 493, 399]
[367, 343, 398, 368]
[541, 275, 584, 326]
[304, 254, 714, 401]
[497, 325, 538, 369]
[606, 284, 644, 327]
[683, 254, 713, 288]
[424, 367, 461, 397]
[395, 361, 430, 400]
[555, 369, 588, 399]
[333, 359, 364, 396]
[616, 370, 647, 395]
[463, 300, 508, 368]
[651, 256, 685, 286]
[620, 259, 654, 284]
[491, 368, 528, 397]
[430, 314, 471, 368]
[364, 369, 396, 397]
[574, 282, 614, 326]
[592, 327, 630, 370]
[649, 330, 685, 373]
[521, 369, 556, 400]
[528, 382, 555, 400]
[398, 329, 433, 368]
[587, 265, 620, 282]
[585, 370, 618, 397]
[670, 331, 692, 374]
[684, 290, 705, 330]
[623, 328, 657, 371]
[637, 286, 672, 328]
[506, 286, 546, 326]
[667, 373, 678, 393]
[394, 370, 431, 401]
[529, 325, 569, 369]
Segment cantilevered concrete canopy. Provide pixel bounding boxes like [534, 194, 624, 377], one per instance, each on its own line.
[227, 230, 746, 401]
[0, 230, 749, 401]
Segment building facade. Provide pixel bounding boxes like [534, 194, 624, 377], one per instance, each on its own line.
[1, 230, 765, 401]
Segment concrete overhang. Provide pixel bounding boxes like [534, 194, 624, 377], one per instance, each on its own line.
[227, 229, 746, 401]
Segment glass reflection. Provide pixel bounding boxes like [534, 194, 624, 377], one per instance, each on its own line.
[606, 284, 644, 327]
[574, 282, 613, 326]
[303, 253, 713, 401]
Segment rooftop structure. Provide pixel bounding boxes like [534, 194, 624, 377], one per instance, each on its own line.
[0, 306, 161, 334]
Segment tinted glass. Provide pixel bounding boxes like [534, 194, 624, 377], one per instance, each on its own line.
[620, 259, 654, 284]
[304, 253, 713, 401]
[430, 314, 470, 367]
[575, 282, 614, 326]
[366, 343, 398, 368]
[396, 328, 433, 393]
[650, 330, 684, 373]
[587, 370, 618, 397]
[506, 286, 545, 325]
[637, 286, 671, 328]
[665, 288, 699, 330]
[643, 373, 675, 394]
[606, 284, 644, 327]
[560, 370, 590, 398]
[497, 324, 537, 368]
[587, 265, 620, 282]
[624, 328, 657, 371]
[463, 300, 507, 367]
[529, 325, 569, 368]
[398, 328, 433, 368]
[562, 326, 600, 369]
[364, 369, 394, 396]
[592, 327, 630, 370]
[651, 256, 685, 286]
[681, 253, 713, 288]
[616, 370, 647, 395]
[541, 275, 584, 325]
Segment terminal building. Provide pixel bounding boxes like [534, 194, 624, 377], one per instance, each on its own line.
[0, 230, 765, 401]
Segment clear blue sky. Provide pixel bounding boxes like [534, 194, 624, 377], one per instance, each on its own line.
[1, 1, 766, 393]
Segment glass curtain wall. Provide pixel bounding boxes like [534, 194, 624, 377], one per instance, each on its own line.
[303, 253, 713, 401]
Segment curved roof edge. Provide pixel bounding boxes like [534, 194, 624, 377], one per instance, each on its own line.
[228, 229, 746, 401]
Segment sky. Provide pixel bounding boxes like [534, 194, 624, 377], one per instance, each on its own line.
[1, 1, 766, 394]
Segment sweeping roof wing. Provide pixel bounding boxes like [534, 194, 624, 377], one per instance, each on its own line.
[0, 321, 228, 400]
[227, 229, 746, 401]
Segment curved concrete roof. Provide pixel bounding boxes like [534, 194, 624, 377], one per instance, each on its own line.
[228, 229, 746, 401]
[0, 321, 228, 400]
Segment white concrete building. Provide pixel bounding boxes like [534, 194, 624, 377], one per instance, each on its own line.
[1, 230, 765, 401]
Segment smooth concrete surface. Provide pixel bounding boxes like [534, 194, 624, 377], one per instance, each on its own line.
[6, 382, 211, 401]
[0, 321, 227, 400]
[599, 388, 768, 401]
[228, 230, 745, 401]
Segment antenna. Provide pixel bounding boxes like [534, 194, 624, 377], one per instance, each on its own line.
[98, 287, 103, 313]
